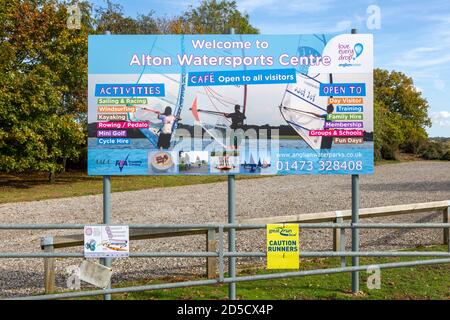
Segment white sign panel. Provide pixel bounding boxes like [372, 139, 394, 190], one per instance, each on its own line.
[84, 225, 129, 258]
[88, 34, 374, 176]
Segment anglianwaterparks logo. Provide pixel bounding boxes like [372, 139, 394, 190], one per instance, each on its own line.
[268, 227, 297, 237]
[338, 42, 364, 68]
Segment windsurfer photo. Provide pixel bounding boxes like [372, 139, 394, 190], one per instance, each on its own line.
[157, 106, 181, 149]
[224, 104, 246, 130]
[280, 101, 335, 151]
[224, 104, 246, 149]
[189, 80, 249, 151]
[144, 106, 181, 150]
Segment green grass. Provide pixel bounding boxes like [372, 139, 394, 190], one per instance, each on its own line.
[79, 245, 449, 300]
[0, 171, 261, 204]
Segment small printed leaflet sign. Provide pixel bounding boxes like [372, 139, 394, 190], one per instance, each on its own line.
[88, 34, 373, 176]
[266, 224, 299, 269]
[84, 225, 129, 258]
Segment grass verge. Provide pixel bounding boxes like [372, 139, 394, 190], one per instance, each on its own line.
[0, 171, 261, 204]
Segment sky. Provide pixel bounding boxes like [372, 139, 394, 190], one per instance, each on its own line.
[90, 0, 450, 137]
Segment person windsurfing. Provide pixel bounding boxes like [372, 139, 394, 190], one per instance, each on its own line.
[224, 104, 246, 149]
[224, 104, 246, 130]
[155, 106, 180, 149]
[298, 103, 334, 149]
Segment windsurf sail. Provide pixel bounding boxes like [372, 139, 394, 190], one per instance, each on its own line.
[191, 84, 247, 150]
[279, 34, 333, 151]
[240, 34, 248, 116]
[127, 79, 179, 148]
[190, 35, 248, 151]
[280, 72, 331, 150]
[169, 34, 187, 142]
[127, 36, 187, 148]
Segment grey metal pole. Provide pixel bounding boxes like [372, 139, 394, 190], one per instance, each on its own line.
[227, 26, 237, 301]
[101, 30, 113, 301]
[350, 27, 360, 294]
[228, 174, 236, 299]
[351, 174, 360, 293]
[102, 175, 112, 300]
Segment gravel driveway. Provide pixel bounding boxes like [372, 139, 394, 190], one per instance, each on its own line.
[0, 161, 449, 297]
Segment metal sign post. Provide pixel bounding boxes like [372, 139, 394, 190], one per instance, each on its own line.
[102, 175, 112, 300]
[228, 174, 236, 300]
[351, 174, 360, 293]
[227, 27, 237, 301]
[350, 28, 360, 294]
[101, 30, 113, 301]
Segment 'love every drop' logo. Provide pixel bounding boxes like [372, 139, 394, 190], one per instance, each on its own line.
[338, 42, 364, 67]
[353, 43, 364, 60]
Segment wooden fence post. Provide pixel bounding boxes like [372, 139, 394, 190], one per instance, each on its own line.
[444, 207, 449, 246]
[333, 218, 341, 252]
[41, 236, 56, 294]
[333, 211, 345, 251]
[333, 212, 346, 267]
[206, 229, 217, 279]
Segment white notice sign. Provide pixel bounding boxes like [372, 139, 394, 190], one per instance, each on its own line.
[84, 225, 129, 258]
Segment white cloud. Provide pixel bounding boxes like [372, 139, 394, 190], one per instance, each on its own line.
[431, 111, 450, 127]
[238, 0, 335, 15]
[422, 14, 450, 24]
[392, 46, 450, 69]
[238, 0, 277, 13]
[408, 70, 447, 92]
[334, 20, 352, 32]
[434, 79, 445, 91]
[286, 0, 335, 13]
[400, 55, 450, 69]
[387, 8, 450, 73]
[257, 19, 354, 34]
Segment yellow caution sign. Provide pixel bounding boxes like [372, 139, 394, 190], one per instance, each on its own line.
[266, 224, 299, 269]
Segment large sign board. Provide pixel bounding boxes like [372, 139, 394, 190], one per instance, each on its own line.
[88, 34, 373, 175]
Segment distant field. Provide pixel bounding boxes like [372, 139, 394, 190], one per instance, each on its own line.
[0, 171, 259, 204]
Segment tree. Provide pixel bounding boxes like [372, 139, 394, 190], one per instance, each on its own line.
[374, 101, 405, 160]
[181, 0, 259, 34]
[374, 69, 431, 159]
[0, 0, 261, 177]
[0, 0, 87, 179]
[94, 0, 159, 35]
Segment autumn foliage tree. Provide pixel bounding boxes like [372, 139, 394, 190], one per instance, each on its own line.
[94, 1, 159, 35]
[179, 0, 259, 34]
[374, 69, 431, 160]
[0, 0, 90, 180]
